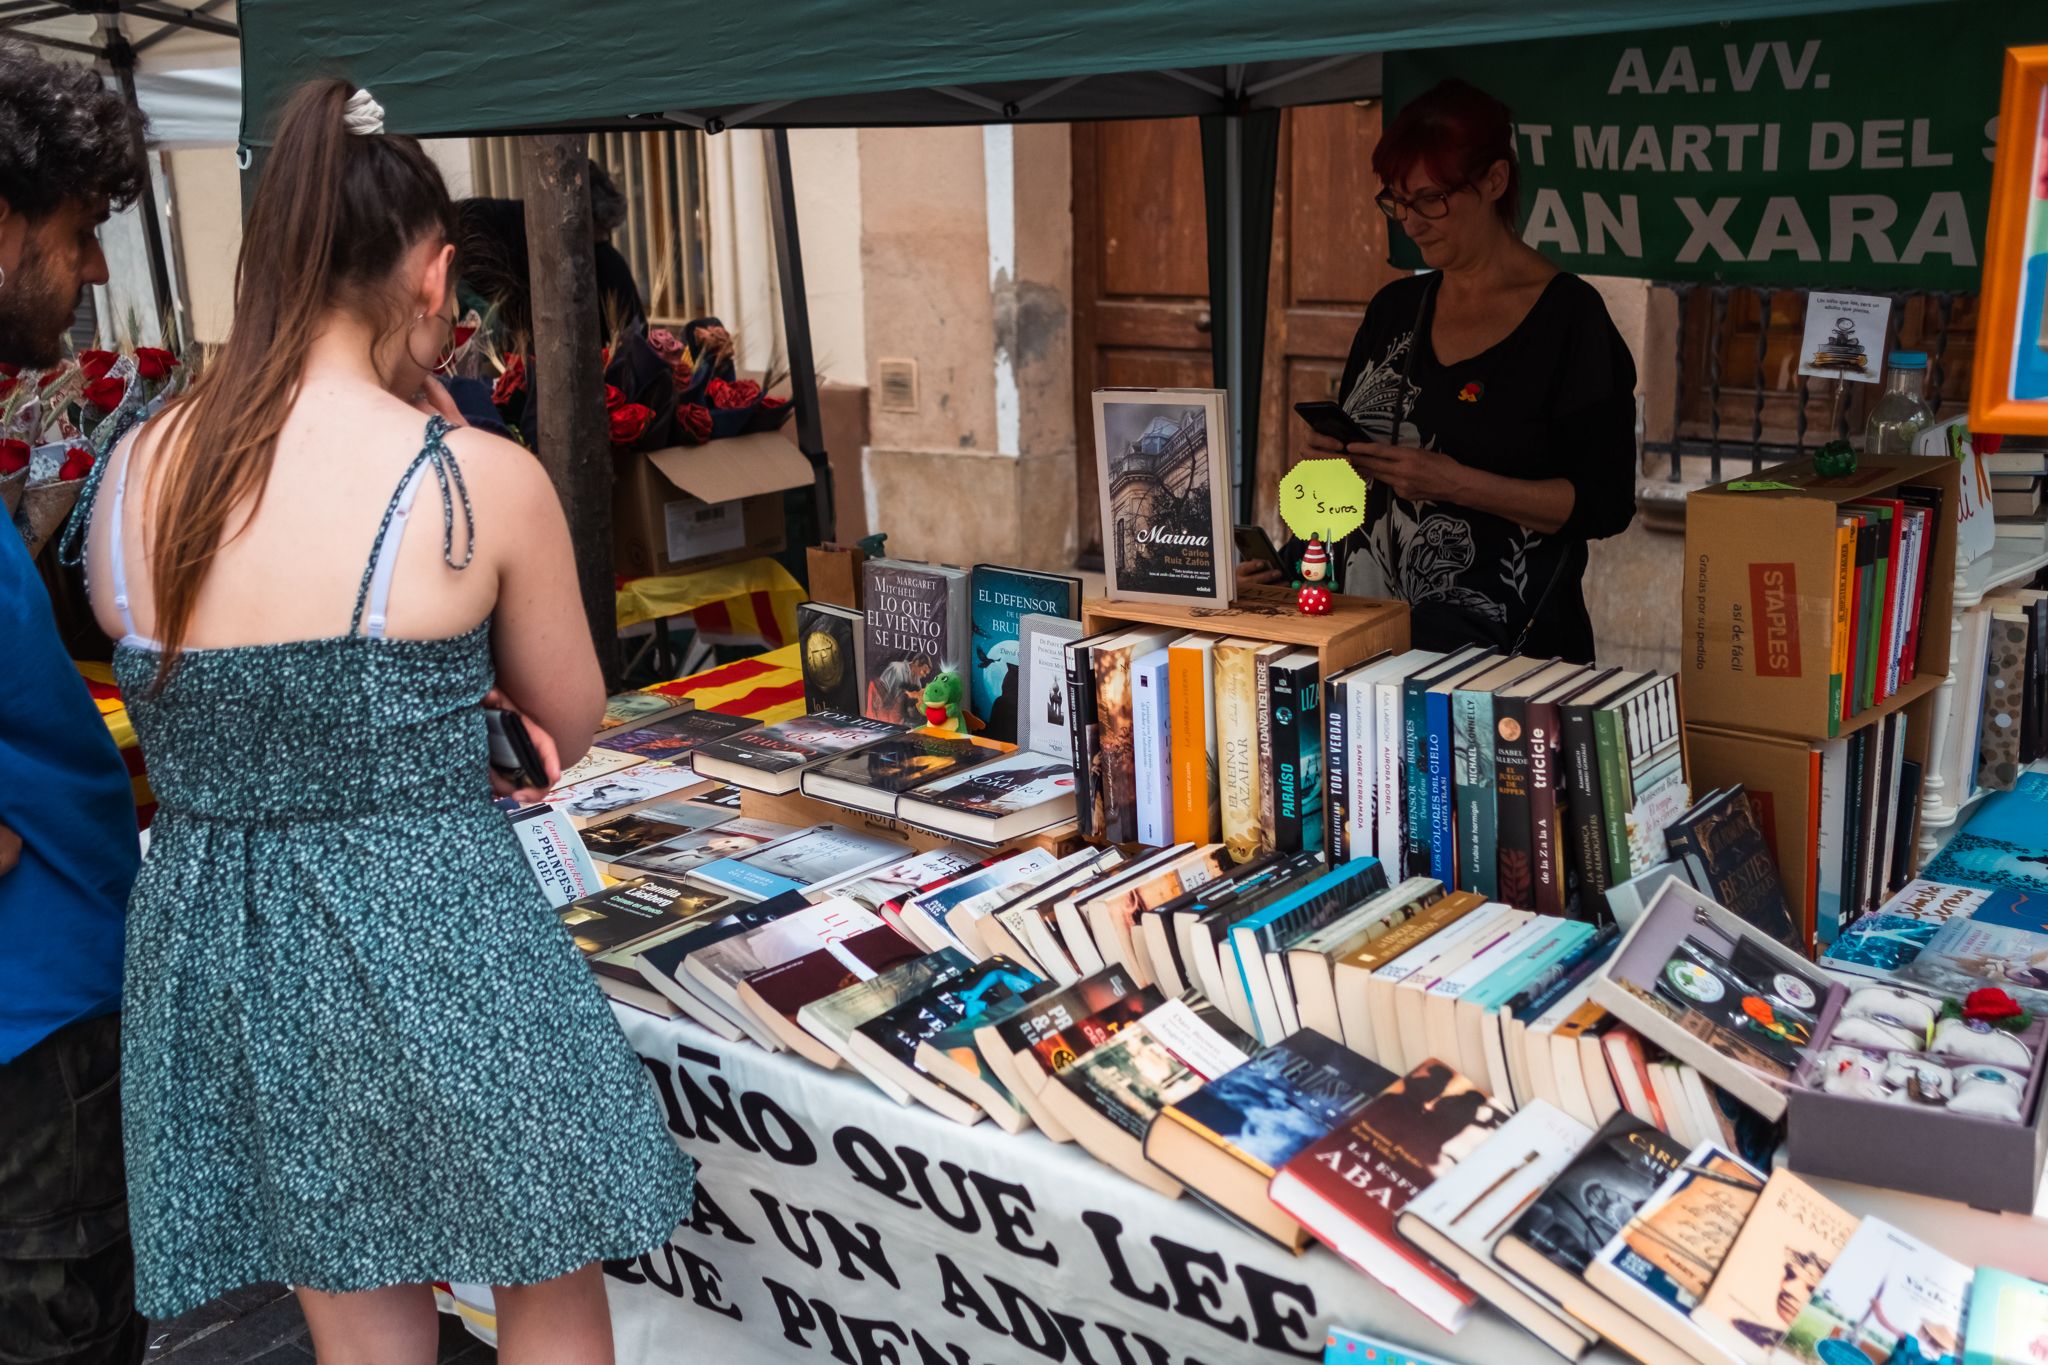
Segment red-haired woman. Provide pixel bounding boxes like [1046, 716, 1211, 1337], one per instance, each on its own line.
[1246, 79, 1637, 663]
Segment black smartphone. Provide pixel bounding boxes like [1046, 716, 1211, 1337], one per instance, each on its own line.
[1233, 524, 1286, 576]
[484, 707, 550, 790]
[1293, 399, 1375, 446]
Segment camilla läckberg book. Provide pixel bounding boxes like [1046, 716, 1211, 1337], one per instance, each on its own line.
[1091, 388, 1233, 606]
[861, 558, 970, 726]
[969, 565, 1081, 743]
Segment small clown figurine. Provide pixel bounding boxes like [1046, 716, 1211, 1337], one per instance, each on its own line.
[1297, 535, 1333, 615]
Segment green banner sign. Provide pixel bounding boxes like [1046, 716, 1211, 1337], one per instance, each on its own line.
[1385, 2, 2047, 289]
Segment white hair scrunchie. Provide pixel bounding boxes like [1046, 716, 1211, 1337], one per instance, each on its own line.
[343, 88, 386, 136]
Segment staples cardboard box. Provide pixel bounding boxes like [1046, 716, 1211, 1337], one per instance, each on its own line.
[613, 430, 814, 579]
[1681, 454, 1958, 739]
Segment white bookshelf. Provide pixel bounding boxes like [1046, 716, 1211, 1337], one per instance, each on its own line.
[1915, 542, 2048, 863]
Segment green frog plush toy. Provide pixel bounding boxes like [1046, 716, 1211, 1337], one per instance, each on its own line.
[921, 670, 968, 732]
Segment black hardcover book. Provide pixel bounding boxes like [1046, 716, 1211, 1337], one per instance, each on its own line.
[555, 876, 731, 958]
[1503, 1114, 1687, 1276]
[1494, 691, 1537, 910]
[1865, 711, 1898, 918]
[1324, 674, 1349, 865]
[797, 602, 864, 718]
[1839, 727, 1869, 932]
[1889, 758, 1923, 895]
[1663, 785, 1799, 950]
[1063, 633, 1112, 838]
[1268, 654, 1321, 855]
[1560, 690, 1614, 896]
[2023, 596, 2048, 763]
[808, 730, 1011, 796]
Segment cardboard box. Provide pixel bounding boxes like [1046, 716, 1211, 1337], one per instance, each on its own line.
[1681, 454, 1958, 739]
[806, 544, 866, 610]
[613, 430, 815, 579]
[1685, 688, 1933, 955]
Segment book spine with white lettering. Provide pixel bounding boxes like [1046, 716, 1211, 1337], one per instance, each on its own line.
[1326, 674, 1350, 864]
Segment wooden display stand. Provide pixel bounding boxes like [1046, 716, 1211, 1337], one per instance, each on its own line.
[739, 785, 1086, 858]
[1082, 587, 1411, 676]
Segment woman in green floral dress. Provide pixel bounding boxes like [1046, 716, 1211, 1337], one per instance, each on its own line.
[77, 79, 694, 1363]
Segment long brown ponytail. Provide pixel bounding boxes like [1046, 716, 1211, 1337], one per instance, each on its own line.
[142, 77, 456, 686]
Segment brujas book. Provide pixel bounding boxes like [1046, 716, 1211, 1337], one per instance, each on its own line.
[1146, 1028, 1396, 1251]
[1269, 1059, 1507, 1331]
[797, 601, 864, 717]
[898, 750, 1077, 844]
[861, 558, 970, 726]
[970, 565, 1081, 744]
[688, 711, 899, 794]
[1091, 387, 1233, 606]
[800, 728, 1015, 817]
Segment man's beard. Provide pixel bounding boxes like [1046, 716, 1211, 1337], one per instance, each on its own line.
[0, 235, 79, 370]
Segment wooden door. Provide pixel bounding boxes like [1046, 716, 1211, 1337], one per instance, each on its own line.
[1071, 118, 1214, 562]
[1253, 102, 1404, 534]
[1072, 106, 1396, 558]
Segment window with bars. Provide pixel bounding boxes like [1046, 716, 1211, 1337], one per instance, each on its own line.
[470, 130, 714, 328]
[1650, 283, 1978, 482]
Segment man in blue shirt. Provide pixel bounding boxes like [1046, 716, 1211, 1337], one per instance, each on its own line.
[0, 41, 150, 1364]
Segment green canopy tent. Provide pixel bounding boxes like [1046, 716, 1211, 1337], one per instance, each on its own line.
[235, 0, 1921, 557]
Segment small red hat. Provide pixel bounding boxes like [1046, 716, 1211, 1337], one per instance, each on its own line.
[1301, 534, 1329, 565]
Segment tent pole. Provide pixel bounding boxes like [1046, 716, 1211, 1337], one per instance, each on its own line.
[765, 126, 834, 545]
[100, 21, 177, 344]
[1225, 114, 1245, 526]
[522, 133, 622, 687]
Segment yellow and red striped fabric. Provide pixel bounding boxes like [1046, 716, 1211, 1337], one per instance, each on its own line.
[644, 644, 805, 725]
[614, 557, 803, 649]
[75, 660, 156, 828]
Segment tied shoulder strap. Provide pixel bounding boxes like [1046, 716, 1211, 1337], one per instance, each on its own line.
[349, 415, 476, 639]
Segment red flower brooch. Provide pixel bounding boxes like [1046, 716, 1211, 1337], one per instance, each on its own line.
[1964, 988, 2024, 1024]
[1456, 381, 1483, 403]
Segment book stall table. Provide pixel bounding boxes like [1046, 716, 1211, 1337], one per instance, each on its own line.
[429, 1004, 2048, 1365]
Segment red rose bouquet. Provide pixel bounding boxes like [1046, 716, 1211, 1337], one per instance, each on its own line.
[609, 402, 655, 447]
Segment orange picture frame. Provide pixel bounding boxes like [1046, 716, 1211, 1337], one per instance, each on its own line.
[1972, 45, 2048, 436]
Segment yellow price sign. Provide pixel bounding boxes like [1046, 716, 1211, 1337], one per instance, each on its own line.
[1280, 458, 1368, 543]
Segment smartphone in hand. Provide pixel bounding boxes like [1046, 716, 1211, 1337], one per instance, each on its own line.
[1233, 523, 1287, 577]
[1293, 399, 1376, 447]
[484, 706, 550, 791]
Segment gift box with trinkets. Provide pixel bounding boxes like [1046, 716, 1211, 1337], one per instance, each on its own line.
[1591, 878, 2046, 1213]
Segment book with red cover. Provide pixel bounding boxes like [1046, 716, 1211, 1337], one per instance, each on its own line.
[742, 926, 925, 1022]
[1845, 498, 1904, 703]
[1018, 987, 1164, 1077]
[1268, 1058, 1506, 1331]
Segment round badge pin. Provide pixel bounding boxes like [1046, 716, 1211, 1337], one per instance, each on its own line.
[1664, 961, 1723, 1004]
[1773, 973, 1817, 1010]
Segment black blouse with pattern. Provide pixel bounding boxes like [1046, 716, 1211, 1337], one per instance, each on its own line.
[1324, 271, 1638, 664]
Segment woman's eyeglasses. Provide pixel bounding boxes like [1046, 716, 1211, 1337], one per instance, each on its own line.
[1375, 184, 1468, 221]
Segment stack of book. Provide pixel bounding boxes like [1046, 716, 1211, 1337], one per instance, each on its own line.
[1825, 488, 1943, 730]
[544, 699, 764, 826]
[1989, 441, 2047, 545]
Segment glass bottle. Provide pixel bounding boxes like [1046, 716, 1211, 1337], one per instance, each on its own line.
[1864, 351, 1934, 454]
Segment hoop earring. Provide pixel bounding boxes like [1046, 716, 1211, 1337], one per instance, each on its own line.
[407, 310, 455, 372]
[0, 263, 8, 291]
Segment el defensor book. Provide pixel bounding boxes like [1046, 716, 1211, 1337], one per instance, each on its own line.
[969, 565, 1081, 743]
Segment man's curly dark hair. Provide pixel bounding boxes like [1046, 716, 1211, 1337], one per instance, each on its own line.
[0, 40, 146, 219]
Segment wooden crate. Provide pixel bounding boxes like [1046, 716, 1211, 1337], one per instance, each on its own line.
[739, 785, 1086, 858]
[1081, 587, 1411, 675]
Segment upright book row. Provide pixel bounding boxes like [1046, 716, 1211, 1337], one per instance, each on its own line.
[1826, 488, 1942, 729]
[796, 557, 1081, 743]
[1325, 647, 1686, 915]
